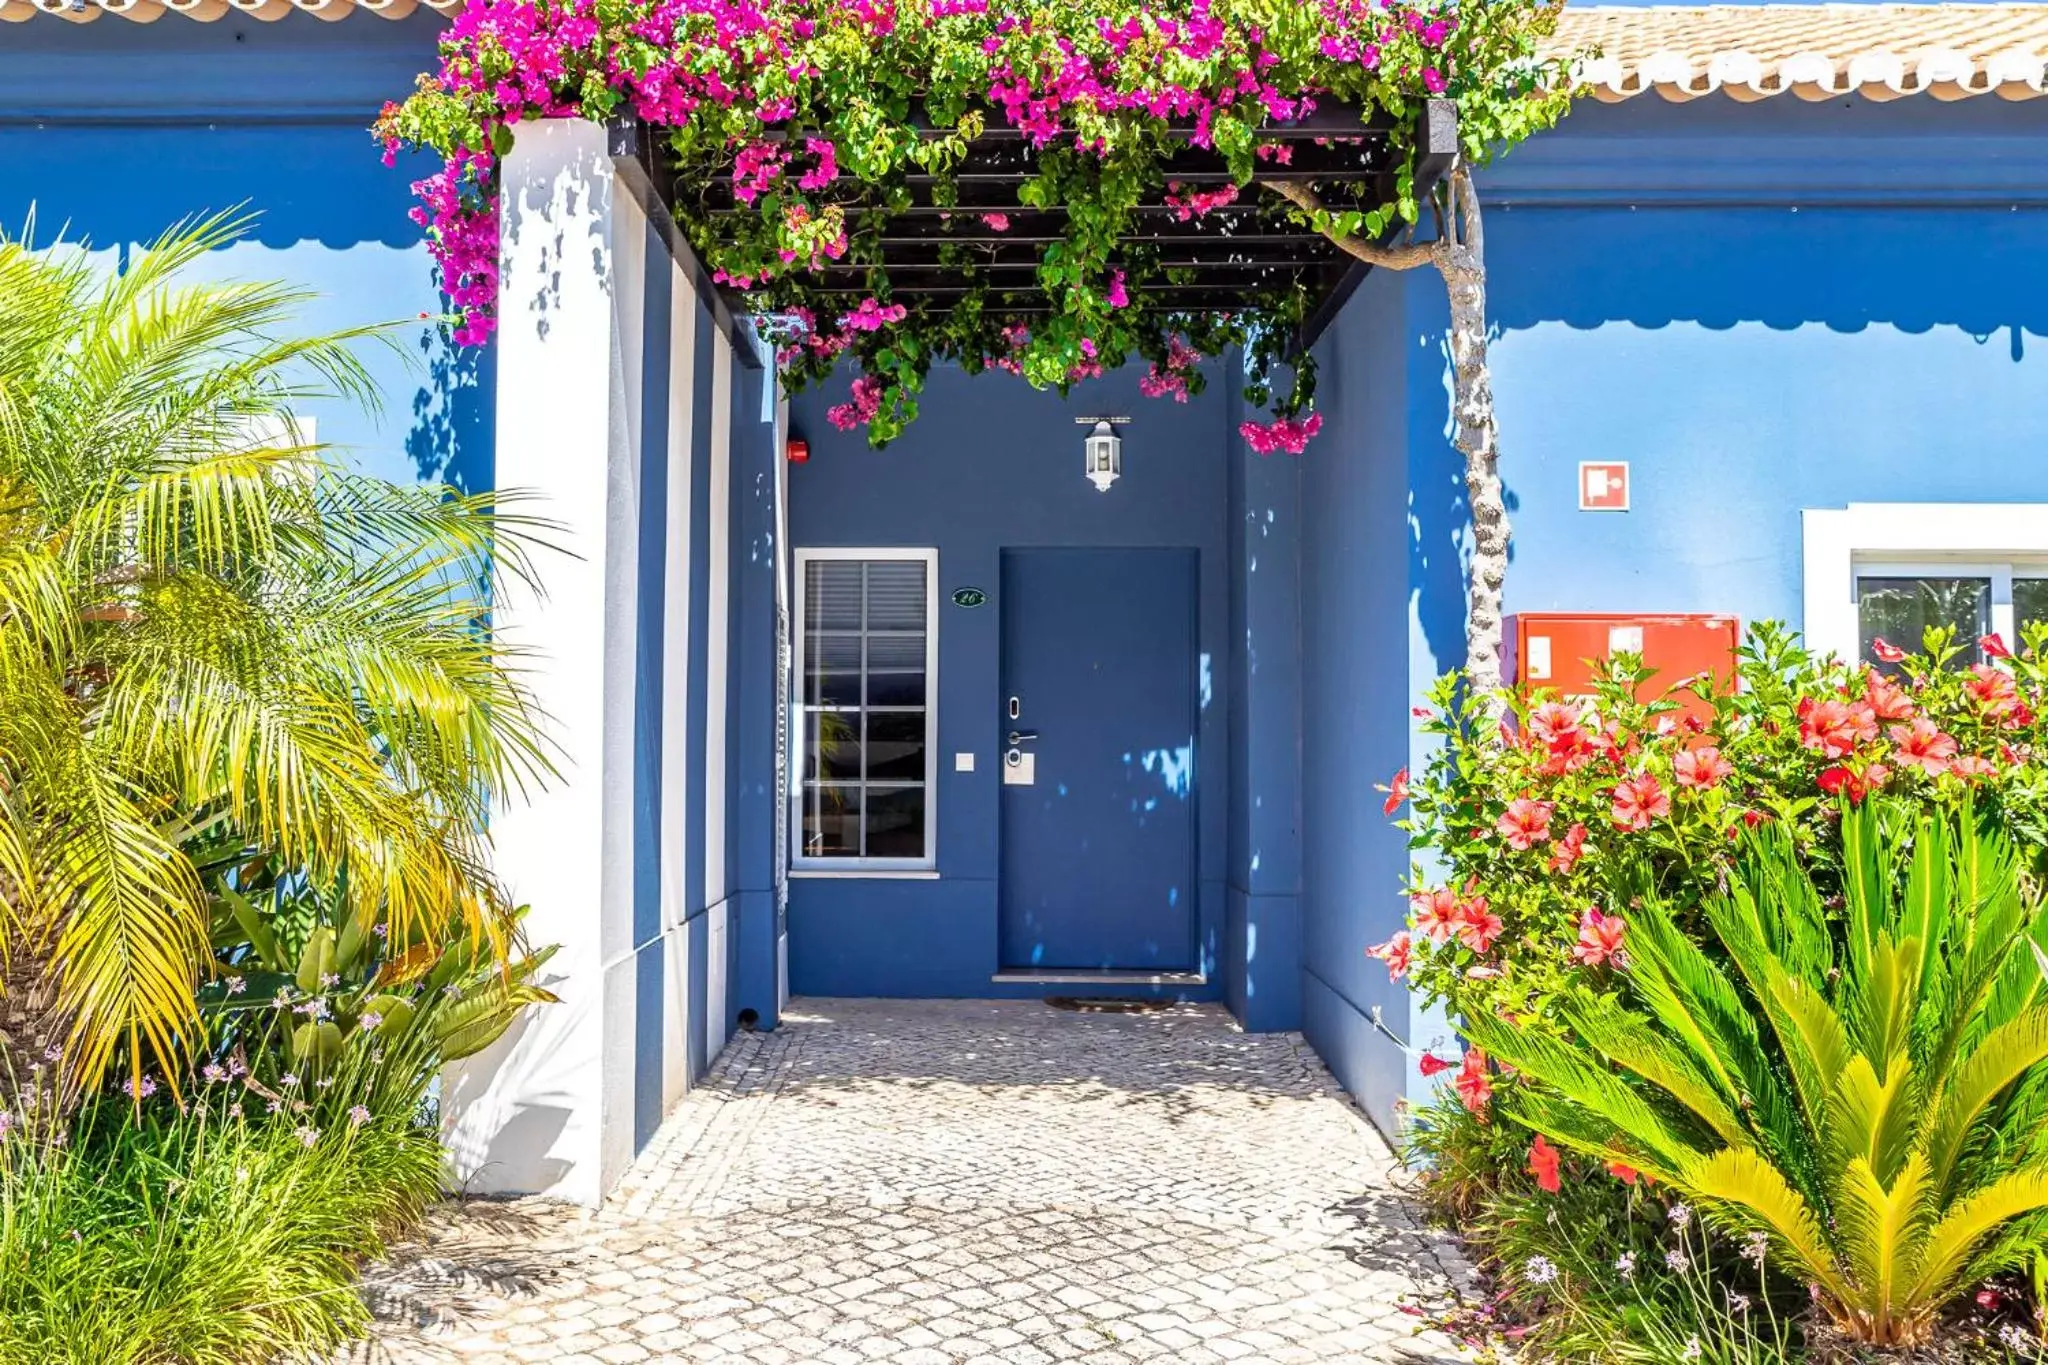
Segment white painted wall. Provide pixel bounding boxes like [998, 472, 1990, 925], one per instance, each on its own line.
[441, 117, 739, 1207]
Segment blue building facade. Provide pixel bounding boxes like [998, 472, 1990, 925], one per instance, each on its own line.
[7, 0, 2047, 1193]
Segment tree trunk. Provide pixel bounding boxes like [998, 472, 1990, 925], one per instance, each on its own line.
[1438, 166, 1508, 695]
[0, 934, 68, 1123]
[1270, 162, 1511, 694]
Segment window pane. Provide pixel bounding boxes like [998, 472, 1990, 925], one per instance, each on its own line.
[804, 631, 862, 706]
[801, 784, 860, 857]
[1858, 576, 1989, 668]
[803, 712, 862, 781]
[2016, 579, 2048, 646]
[867, 710, 927, 781]
[866, 560, 926, 629]
[865, 785, 926, 859]
[866, 634, 927, 707]
[805, 560, 862, 630]
[796, 554, 933, 863]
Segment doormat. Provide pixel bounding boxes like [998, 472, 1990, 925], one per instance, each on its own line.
[1043, 996, 1175, 1014]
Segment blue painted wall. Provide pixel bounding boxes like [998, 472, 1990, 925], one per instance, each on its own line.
[1297, 91, 2048, 1136]
[0, 15, 491, 494]
[785, 364, 1235, 1000]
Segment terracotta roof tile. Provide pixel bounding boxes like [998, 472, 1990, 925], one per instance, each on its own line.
[1550, 3, 2048, 101]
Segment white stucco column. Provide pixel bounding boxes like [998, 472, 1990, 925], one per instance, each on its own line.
[440, 118, 638, 1208]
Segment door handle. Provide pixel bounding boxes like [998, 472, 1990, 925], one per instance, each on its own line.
[1007, 730, 1039, 745]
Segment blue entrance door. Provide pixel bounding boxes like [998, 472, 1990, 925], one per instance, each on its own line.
[998, 547, 1198, 972]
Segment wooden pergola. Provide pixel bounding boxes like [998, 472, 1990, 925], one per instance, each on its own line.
[609, 96, 1457, 359]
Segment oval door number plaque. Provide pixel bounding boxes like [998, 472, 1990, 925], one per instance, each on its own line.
[952, 587, 988, 608]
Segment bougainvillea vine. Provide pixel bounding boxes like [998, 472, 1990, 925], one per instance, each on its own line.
[377, 0, 1569, 448]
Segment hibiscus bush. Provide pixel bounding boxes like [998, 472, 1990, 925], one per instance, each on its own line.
[374, 0, 1571, 445]
[1385, 621, 2048, 1357]
[1376, 620, 2048, 1054]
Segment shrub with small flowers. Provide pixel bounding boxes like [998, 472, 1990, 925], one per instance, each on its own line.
[374, 0, 1572, 447]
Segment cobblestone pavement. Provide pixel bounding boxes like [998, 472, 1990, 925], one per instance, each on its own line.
[343, 998, 1477, 1365]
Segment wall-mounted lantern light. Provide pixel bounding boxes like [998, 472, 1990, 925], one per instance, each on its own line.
[1076, 415, 1130, 493]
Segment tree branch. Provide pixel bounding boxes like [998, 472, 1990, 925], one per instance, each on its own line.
[1449, 162, 1483, 262]
[1263, 179, 1439, 272]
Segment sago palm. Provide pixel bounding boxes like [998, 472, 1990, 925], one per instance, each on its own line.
[1468, 801, 2048, 1346]
[0, 213, 553, 1098]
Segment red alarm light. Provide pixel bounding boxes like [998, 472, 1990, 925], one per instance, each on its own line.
[786, 436, 809, 465]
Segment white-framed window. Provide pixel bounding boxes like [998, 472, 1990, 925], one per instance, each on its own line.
[1802, 504, 2048, 668]
[790, 547, 938, 872]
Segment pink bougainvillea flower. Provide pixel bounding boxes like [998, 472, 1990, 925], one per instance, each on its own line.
[1889, 717, 1958, 775]
[1379, 767, 1409, 816]
[1455, 1049, 1492, 1117]
[826, 374, 885, 431]
[1609, 772, 1670, 831]
[1417, 1051, 1456, 1078]
[1548, 821, 1589, 875]
[1456, 897, 1504, 955]
[1411, 887, 1460, 942]
[982, 212, 1010, 232]
[1870, 636, 1907, 663]
[1672, 744, 1733, 790]
[1239, 412, 1322, 454]
[1864, 669, 1917, 722]
[1527, 1135, 1561, 1193]
[1367, 931, 1412, 980]
[1797, 696, 1879, 759]
[839, 297, 909, 332]
[1572, 907, 1626, 968]
[1106, 269, 1130, 309]
[1981, 632, 2013, 660]
[1495, 797, 1554, 850]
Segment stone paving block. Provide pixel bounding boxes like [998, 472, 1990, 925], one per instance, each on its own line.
[338, 1000, 1477, 1365]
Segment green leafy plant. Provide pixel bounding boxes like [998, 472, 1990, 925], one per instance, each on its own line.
[0, 213, 555, 1096]
[0, 1085, 443, 1364]
[194, 847, 559, 1115]
[1465, 802, 2048, 1347]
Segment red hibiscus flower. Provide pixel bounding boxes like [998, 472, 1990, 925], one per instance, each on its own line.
[1379, 767, 1409, 816]
[1496, 797, 1555, 850]
[1458, 900, 1507, 957]
[1889, 717, 1958, 775]
[1548, 822, 1589, 874]
[1411, 888, 1460, 942]
[1605, 1160, 1641, 1186]
[1527, 701, 1585, 748]
[1572, 907, 1627, 967]
[1367, 931, 1412, 980]
[1864, 669, 1917, 722]
[1870, 637, 1906, 664]
[1526, 1135, 1561, 1193]
[1610, 772, 1671, 831]
[1818, 763, 1888, 803]
[1456, 898, 1504, 955]
[1797, 696, 1879, 758]
[1417, 1051, 1456, 1078]
[1950, 754, 1997, 780]
[1672, 744, 1733, 790]
[1454, 1049, 1492, 1117]
[1981, 632, 2013, 660]
[1965, 665, 2034, 727]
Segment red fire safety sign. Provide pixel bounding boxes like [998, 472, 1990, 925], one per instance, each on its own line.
[1579, 461, 1630, 511]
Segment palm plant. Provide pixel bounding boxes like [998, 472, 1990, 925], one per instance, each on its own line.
[0, 213, 553, 1099]
[1468, 801, 2048, 1346]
